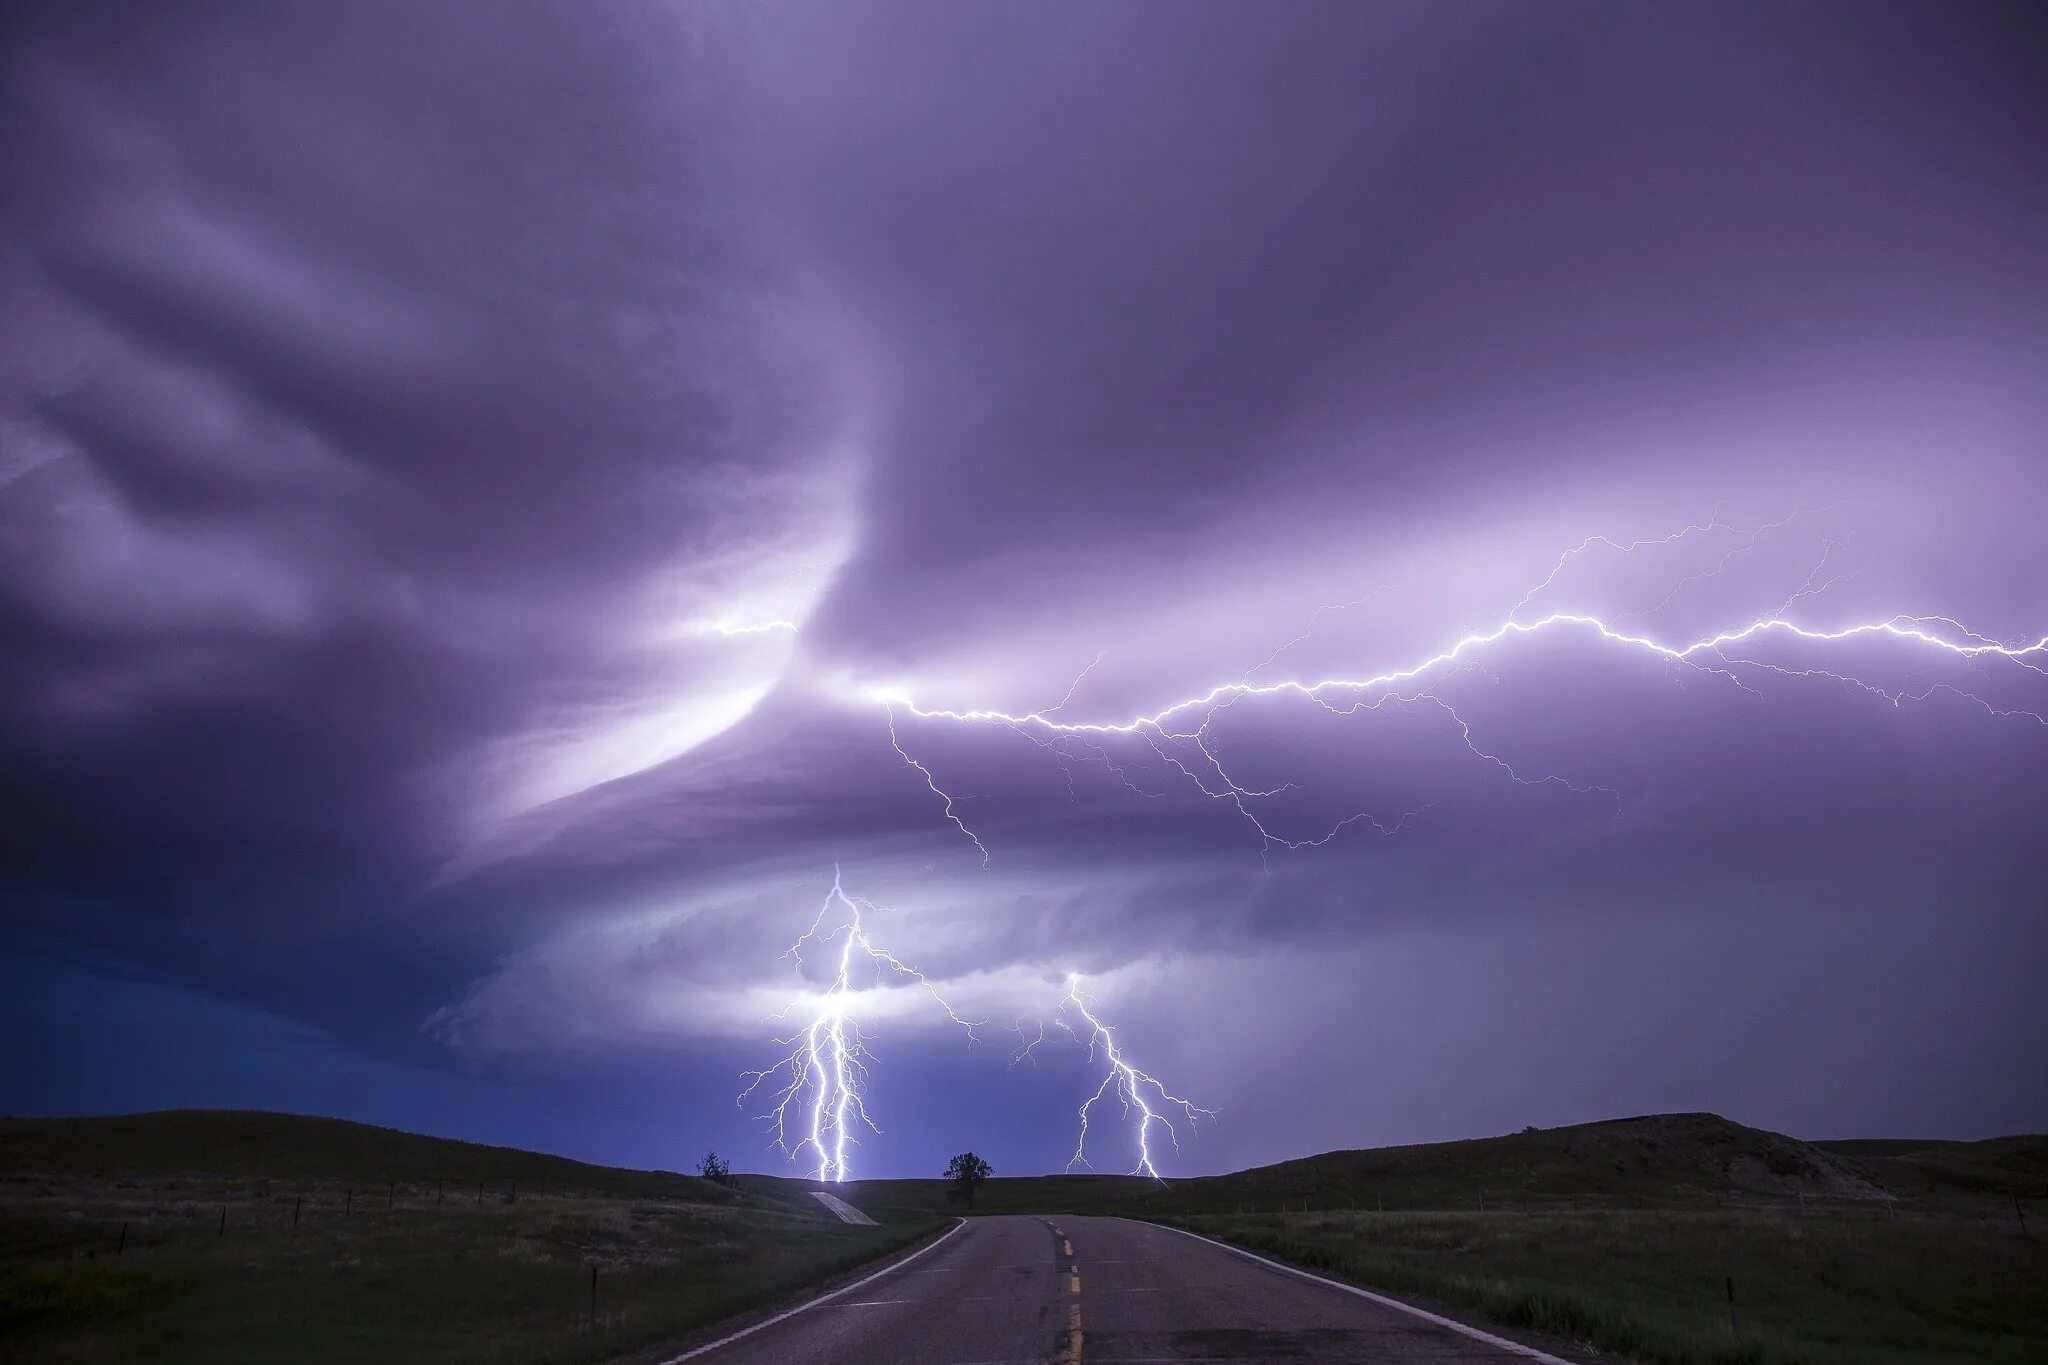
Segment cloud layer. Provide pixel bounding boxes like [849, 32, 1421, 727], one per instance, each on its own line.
[4, 1, 2045, 1176]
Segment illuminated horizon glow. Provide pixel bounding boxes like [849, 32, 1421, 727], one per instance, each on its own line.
[857, 518, 2048, 860]
[738, 865, 978, 1183]
[1059, 973, 1213, 1179]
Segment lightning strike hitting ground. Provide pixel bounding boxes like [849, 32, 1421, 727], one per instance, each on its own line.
[739, 867, 978, 1182]
[1060, 974, 1214, 1178]
[866, 516, 2048, 859]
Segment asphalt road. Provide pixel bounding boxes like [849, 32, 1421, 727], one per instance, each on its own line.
[812, 1189, 880, 1225]
[666, 1213, 1584, 1364]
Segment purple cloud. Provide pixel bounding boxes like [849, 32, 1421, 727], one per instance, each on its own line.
[3, 0, 2044, 1176]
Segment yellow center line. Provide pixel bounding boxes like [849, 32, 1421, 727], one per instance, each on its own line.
[1062, 1238, 1074, 1257]
[1069, 1271, 1082, 1294]
[1061, 1302, 1084, 1364]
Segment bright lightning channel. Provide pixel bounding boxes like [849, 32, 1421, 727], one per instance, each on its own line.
[1059, 973, 1213, 1179]
[739, 866, 977, 1182]
[868, 518, 2048, 859]
[704, 617, 798, 637]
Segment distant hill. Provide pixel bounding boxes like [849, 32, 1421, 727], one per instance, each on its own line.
[819, 1112, 2047, 1220]
[0, 1109, 740, 1204]
[1176, 1113, 2048, 1210]
[1818, 1132, 2048, 1199]
[1155, 1113, 2048, 1210]
[1179, 1111, 1889, 1207]
[5, 1109, 2040, 1215]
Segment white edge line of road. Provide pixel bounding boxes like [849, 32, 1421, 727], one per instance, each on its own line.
[1139, 1220, 1578, 1365]
[657, 1217, 967, 1363]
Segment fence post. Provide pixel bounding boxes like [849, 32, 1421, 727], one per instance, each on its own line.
[218, 1206, 227, 1237]
[437, 1180, 445, 1207]
[2017, 1197, 2029, 1237]
[117, 1221, 127, 1256]
[346, 1188, 353, 1216]
[477, 1180, 485, 1206]
[1726, 1276, 1739, 1338]
[293, 1197, 301, 1228]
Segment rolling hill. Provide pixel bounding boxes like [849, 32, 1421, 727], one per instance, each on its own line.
[819, 1111, 2046, 1220]
[0, 1108, 746, 1205]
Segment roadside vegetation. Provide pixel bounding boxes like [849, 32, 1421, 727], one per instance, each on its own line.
[1174, 1205, 2045, 1365]
[7, 1109, 2041, 1365]
[0, 1112, 942, 1364]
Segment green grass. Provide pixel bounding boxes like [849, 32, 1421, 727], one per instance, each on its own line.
[0, 1114, 943, 1364]
[8, 1109, 2042, 1364]
[1168, 1207, 2048, 1365]
[1813, 1136, 2048, 1201]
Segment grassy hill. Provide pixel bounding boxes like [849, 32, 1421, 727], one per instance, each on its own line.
[5, 1109, 2041, 1365]
[0, 1110, 939, 1365]
[821, 1112, 2045, 1222]
[0, 1109, 735, 1204]
[1165, 1111, 1885, 1209]
[1814, 1133, 2048, 1200]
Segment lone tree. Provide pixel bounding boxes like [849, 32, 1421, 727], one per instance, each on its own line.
[945, 1151, 993, 1208]
[698, 1151, 732, 1186]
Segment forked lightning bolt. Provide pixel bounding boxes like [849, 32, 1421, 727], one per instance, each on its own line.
[867, 516, 2048, 859]
[739, 866, 977, 1182]
[1060, 974, 1213, 1179]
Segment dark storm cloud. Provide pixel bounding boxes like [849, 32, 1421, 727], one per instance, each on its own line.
[0, 0, 859, 1059]
[766, 1, 2048, 668]
[3, 1, 2044, 1173]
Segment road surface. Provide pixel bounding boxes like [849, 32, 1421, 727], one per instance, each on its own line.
[665, 1212, 1586, 1364]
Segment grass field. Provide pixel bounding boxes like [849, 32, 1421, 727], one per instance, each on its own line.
[0, 1112, 942, 1364]
[1170, 1207, 2048, 1365]
[7, 1109, 2043, 1365]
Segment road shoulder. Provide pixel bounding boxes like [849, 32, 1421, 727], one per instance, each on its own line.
[1127, 1217, 1614, 1365]
[606, 1216, 960, 1365]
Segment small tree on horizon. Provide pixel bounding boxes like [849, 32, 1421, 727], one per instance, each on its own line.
[698, 1151, 732, 1185]
[945, 1151, 993, 1209]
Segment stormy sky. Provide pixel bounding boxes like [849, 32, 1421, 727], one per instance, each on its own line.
[3, 1, 2044, 1178]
